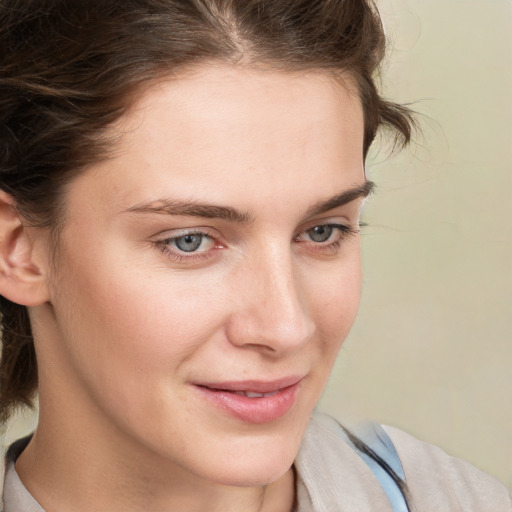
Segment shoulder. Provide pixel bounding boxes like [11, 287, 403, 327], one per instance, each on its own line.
[298, 415, 511, 511]
[1, 436, 36, 512]
[383, 425, 512, 512]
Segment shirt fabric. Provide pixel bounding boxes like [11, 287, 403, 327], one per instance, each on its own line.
[2, 417, 511, 511]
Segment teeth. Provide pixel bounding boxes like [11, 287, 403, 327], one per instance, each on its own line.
[245, 391, 265, 398]
[233, 390, 280, 398]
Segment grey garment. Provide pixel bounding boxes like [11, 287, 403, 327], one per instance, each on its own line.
[384, 425, 512, 512]
[2, 418, 512, 512]
[2, 437, 44, 512]
[4, 459, 44, 512]
[295, 419, 394, 512]
[312, 414, 409, 512]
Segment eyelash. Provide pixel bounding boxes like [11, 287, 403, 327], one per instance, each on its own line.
[294, 223, 359, 255]
[154, 223, 360, 263]
[154, 229, 219, 263]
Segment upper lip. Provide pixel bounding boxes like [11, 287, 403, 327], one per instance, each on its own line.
[194, 375, 304, 393]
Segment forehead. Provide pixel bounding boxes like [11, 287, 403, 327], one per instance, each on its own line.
[66, 64, 365, 219]
[125, 63, 364, 150]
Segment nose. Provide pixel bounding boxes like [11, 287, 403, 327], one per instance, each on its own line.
[225, 246, 315, 355]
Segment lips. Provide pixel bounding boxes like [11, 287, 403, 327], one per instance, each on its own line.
[193, 376, 304, 424]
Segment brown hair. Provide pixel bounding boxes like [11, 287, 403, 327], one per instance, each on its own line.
[0, 0, 415, 425]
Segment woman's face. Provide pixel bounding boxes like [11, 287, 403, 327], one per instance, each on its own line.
[34, 64, 367, 486]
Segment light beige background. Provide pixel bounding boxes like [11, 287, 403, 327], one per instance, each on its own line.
[3, 0, 511, 490]
[319, 0, 512, 488]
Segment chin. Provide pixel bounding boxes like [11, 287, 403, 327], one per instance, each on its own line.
[191, 430, 301, 488]
[209, 454, 294, 488]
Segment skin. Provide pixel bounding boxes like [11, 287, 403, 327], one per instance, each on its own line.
[8, 63, 367, 512]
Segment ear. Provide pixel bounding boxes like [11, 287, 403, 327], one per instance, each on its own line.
[0, 190, 49, 306]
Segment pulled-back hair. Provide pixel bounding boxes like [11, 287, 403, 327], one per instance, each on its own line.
[0, 0, 415, 425]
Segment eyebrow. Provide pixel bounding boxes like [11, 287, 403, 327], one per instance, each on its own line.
[304, 179, 374, 217]
[125, 179, 374, 222]
[126, 200, 253, 223]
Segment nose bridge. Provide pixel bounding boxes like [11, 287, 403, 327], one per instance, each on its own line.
[230, 241, 315, 353]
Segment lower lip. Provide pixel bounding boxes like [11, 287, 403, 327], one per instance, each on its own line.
[195, 382, 302, 424]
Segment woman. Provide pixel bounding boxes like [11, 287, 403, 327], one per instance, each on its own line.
[0, 1, 510, 511]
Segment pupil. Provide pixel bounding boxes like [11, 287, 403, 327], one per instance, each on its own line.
[309, 225, 332, 242]
[176, 234, 203, 252]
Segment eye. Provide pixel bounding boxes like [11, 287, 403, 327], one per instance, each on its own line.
[294, 222, 359, 256]
[297, 223, 356, 244]
[154, 230, 219, 263]
[173, 233, 210, 253]
[305, 225, 335, 243]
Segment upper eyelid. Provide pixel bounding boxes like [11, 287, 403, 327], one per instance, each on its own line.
[297, 223, 357, 239]
[152, 218, 357, 243]
[154, 226, 218, 240]
[296, 218, 356, 235]
[301, 208, 357, 224]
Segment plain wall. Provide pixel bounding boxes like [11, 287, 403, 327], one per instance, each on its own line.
[319, 0, 512, 487]
[2, 0, 511, 490]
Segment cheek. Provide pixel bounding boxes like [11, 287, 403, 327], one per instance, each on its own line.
[49, 245, 227, 408]
[307, 248, 362, 344]
[71, 270, 224, 367]
[49, 265, 231, 447]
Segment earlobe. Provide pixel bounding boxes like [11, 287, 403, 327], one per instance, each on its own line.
[0, 190, 49, 306]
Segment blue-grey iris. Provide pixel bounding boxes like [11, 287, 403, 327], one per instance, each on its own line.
[308, 225, 333, 242]
[175, 234, 204, 252]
